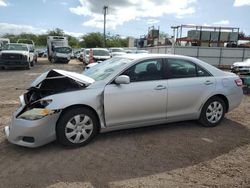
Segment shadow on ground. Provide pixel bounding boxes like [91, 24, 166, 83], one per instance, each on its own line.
[0, 119, 250, 188]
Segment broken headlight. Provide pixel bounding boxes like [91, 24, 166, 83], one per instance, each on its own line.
[18, 99, 55, 120]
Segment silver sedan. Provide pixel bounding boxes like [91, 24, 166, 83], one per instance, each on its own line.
[4, 54, 243, 147]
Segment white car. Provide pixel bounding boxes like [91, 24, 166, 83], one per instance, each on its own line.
[231, 59, 250, 74]
[109, 48, 126, 57]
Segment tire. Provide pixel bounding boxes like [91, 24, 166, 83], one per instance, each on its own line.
[199, 96, 226, 127]
[51, 58, 55, 63]
[31, 61, 34, 67]
[25, 62, 31, 70]
[56, 107, 99, 147]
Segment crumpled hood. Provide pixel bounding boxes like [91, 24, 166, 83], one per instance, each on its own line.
[0, 50, 29, 55]
[31, 69, 95, 87]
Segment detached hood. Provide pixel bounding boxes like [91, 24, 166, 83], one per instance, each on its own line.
[31, 69, 94, 87]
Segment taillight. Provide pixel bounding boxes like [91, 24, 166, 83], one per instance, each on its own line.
[235, 79, 243, 86]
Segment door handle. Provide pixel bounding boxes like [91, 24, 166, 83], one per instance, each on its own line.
[154, 85, 166, 90]
[204, 80, 213, 85]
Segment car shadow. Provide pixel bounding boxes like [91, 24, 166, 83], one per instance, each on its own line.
[0, 118, 250, 188]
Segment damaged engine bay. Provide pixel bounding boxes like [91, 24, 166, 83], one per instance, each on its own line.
[16, 70, 88, 119]
[25, 70, 87, 105]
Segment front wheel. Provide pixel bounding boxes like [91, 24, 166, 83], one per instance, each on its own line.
[25, 62, 31, 70]
[199, 97, 226, 127]
[56, 107, 99, 147]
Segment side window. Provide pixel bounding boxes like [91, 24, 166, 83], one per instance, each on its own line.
[166, 59, 197, 79]
[123, 59, 163, 82]
[197, 66, 211, 77]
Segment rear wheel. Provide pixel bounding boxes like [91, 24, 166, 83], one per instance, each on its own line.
[199, 96, 226, 127]
[56, 107, 99, 147]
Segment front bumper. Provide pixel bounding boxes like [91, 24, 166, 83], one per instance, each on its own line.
[4, 108, 61, 148]
[231, 67, 250, 74]
[54, 57, 70, 63]
[0, 60, 29, 68]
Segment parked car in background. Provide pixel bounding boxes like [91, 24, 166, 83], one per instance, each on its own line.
[0, 38, 10, 49]
[109, 47, 126, 57]
[82, 48, 90, 64]
[4, 54, 243, 148]
[0, 43, 35, 69]
[87, 48, 111, 64]
[231, 59, 250, 75]
[126, 49, 149, 54]
[37, 48, 47, 57]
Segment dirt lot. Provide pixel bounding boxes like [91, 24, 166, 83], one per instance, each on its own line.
[0, 58, 249, 188]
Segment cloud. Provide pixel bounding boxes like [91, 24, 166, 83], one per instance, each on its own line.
[0, 23, 47, 35]
[70, 0, 196, 29]
[146, 19, 160, 24]
[0, 23, 84, 38]
[213, 20, 230, 25]
[60, 2, 69, 6]
[0, 0, 7, 7]
[64, 31, 84, 38]
[234, 0, 250, 6]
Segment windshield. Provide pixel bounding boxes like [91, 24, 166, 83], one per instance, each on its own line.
[55, 47, 72, 53]
[93, 49, 110, 56]
[2, 44, 28, 51]
[112, 48, 125, 53]
[83, 57, 132, 81]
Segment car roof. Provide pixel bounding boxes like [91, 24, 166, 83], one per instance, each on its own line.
[119, 53, 195, 60]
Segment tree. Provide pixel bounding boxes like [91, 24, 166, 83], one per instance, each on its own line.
[47, 28, 64, 36]
[82, 32, 103, 48]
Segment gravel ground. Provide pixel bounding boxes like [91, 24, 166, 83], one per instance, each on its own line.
[0, 58, 249, 188]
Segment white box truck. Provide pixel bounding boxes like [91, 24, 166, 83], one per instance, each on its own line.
[47, 36, 72, 63]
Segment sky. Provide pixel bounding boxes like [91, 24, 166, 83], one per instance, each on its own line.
[0, 0, 250, 38]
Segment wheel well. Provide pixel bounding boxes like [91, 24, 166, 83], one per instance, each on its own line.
[57, 104, 101, 132]
[210, 94, 229, 112]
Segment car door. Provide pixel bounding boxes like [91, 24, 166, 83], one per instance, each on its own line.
[104, 58, 168, 127]
[164, 58, 216, 120]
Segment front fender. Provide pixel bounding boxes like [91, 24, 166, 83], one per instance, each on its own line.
[44, 88, 106, 128]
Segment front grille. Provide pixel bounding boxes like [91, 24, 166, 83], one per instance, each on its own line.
[1, 53, 24, 61]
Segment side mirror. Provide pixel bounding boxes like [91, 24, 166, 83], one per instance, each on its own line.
[115, 75, 130, 85]
[29, 49, 34, 53]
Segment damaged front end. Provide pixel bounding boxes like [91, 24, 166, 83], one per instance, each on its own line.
[18, 69, 89, 120]
[5, 69, 94, 147]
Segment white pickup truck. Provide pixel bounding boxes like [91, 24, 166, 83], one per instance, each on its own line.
[0, 43, 35, 69]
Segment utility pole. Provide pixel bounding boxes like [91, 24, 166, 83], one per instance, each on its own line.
[103, 5, 108, 48]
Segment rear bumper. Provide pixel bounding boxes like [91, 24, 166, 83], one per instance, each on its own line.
[227, 88, 243, 112]
[54, 57, 70, 63]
